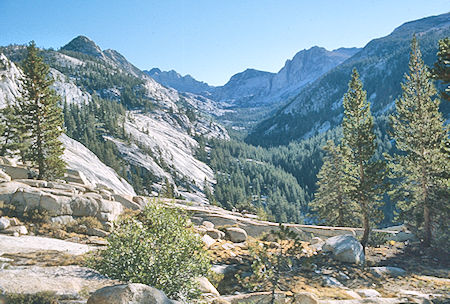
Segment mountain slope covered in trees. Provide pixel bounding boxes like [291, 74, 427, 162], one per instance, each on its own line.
[248, 13, 450, 146]
[0, 36, 228, 202]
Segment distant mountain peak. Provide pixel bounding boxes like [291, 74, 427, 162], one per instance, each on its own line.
[145, 68, 213, 94]
[61, 35, 103, 58]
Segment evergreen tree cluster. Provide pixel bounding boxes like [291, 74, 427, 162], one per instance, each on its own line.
[0, 42, 66, 180]
[311, 37, 449, 248]
[203, 37, 448, 249]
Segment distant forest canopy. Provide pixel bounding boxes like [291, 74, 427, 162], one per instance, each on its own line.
[201, 113, 395, 225]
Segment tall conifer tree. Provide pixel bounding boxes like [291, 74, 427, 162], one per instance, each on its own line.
[0, 102, 29, 159]
[310, 141, 358, 227]
[390, 36, 449, 247]
[342, 68, 385, 250]
[433, 37, 449, 102]
[19, 41, 66, 179]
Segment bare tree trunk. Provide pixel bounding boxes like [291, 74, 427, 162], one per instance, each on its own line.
[361, 206, 370, 253]
[423, 204, 431, 247]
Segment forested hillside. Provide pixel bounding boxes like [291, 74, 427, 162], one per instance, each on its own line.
[248, 13, 450, 146]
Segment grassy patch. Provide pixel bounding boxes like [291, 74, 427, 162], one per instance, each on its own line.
[0, 291, 58, 304]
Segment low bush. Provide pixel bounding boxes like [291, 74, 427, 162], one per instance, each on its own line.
[1, 292, 58, 304]
[89, 201, 210, 300]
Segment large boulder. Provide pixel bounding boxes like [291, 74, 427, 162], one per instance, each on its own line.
[0, 217, 10, 230]
[207, 229, 226, 240]
[224, 227, 248, 243]
[0, 164, 36, 179]
[70, 196, 100, 217]
[323, 234, 365, 265]
[112, 193, 142, 210]
[292, 292, 319, 304]
[195, 277, 220, 296]
[64, 168, 90, 186]
[87, 283, 174, 304]
[0, 169, 11, 183]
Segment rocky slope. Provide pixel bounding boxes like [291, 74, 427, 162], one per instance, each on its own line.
[248, 13, 450, 146]
[0, 36, 230, 201]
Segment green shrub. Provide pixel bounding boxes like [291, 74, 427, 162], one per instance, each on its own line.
[1, 292, 58, 304]
[89, 201, 210, 300]
[368, 231, 388, 247]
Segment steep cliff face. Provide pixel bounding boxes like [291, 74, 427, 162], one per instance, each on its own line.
[0, 37, 229, 201]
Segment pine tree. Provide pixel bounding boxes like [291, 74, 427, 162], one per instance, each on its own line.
[19, 41, 66, 180]
[433, 37, 449, 102]
[0, 102, 29, 159]
[310, 141, 358, 227]
[342, 68, 385, 250]
[390, 36, 449, 247]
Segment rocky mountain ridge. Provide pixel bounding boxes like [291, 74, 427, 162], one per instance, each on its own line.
[145, 46, 360, 127]
[248, 13, 450, 146]
[0, 37, 229, 201]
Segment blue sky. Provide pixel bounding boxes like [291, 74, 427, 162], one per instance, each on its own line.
[1, 1, 448, 85]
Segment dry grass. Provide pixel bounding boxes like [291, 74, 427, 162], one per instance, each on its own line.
[2, 250, 86, 267]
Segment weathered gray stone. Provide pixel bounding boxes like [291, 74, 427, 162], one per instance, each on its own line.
[323, 235, 365, 265]
[223, 291, 286, 304]
[64, 168, 90, 186]
[15, 179, 47, 188]
[12, 188, 43, 210]
[207, 229, 225, 240]
[40, 192, 72, 215]
[322, 275, 344, 287]
[51, 215, 76, 226]
[0, 164, 36, 179]
[211, 264, 237, 275]
[390, 231, 418, 242]
[113, 194, 141, 210]
[100, 189, 113, 200]
[0, 265, 114, 297]
[195, 277, 220, 296]
[356, 289, 381, 298]
[87, 283, 174, 304]
[84, 192, 104, 201]
[132, 196, 147, 208]
[2, 225, 27, 235]
[0, 181, 31, 203]
[225, 227, 248, 243]
[87, 227, 109, 238]
[47, 181, 77, 192]
[202, 220, 215, 230]
[292, 292, 319, 304]
[70, 196, 100, 217]
[310, 237, 323, 245]
[370, 266, 406, 278]
[0, 169, 11, 182]
[201, 234, 216, 248]
[0, 217, 10, 230]
[0, 156, 17, 166]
